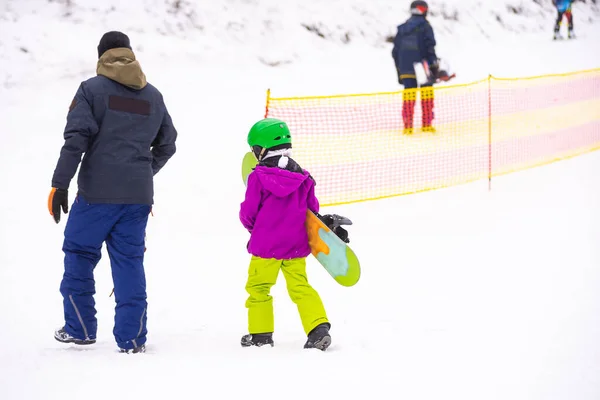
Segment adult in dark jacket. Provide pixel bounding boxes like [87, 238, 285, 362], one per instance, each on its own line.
[391, 0, 438, 134]
[48, 31, 177, 353]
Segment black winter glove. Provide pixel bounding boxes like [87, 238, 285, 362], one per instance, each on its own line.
[429, 60, 439, 75]
[318, 213, 352, 243]
[48, 188, 68, 224]
[429, 61, 440, 84]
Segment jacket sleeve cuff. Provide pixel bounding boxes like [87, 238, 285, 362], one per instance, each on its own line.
[51, 178, 69, 190]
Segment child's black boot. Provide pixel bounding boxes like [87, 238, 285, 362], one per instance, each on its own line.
[241, 333, 274, 347]
[304, 323, 331, 351]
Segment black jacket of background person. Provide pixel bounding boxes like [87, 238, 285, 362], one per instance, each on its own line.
[51, 48, 177, 205]
[391, 15, 438, 81]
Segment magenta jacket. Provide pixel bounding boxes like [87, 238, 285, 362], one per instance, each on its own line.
[240, 166, 319, 259]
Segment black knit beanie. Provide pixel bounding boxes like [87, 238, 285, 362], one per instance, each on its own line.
[97, 31, 132, 58]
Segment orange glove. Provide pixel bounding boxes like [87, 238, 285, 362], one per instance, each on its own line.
[48, 188, 69, 224]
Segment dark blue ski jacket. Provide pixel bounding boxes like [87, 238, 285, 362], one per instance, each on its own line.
[51, 48, 177, 205]
[391, 15, 438, 80]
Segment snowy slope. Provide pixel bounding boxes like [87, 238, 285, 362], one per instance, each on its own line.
[0, 1, 599, 400]
[1, 0, 600, 90]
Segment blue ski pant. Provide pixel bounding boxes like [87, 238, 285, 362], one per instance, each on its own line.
[60, 195, 151, 350]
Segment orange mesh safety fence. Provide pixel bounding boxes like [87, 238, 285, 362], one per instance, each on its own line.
[265, 69, 600, 206]
[490, 70, 600, 176]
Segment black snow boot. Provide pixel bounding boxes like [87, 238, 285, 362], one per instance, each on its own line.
[304, 323, 331, 351]
[54, 327, 96, 345]
[241, 333, 274, 348]
[119, 344, 146, 354]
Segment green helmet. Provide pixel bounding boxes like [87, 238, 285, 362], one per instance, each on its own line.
[247, 118, 292, 150]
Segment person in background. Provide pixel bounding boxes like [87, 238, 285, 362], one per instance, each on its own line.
[391, 0, 439, 134]
[48, 31, 177, 354]
[553, 0, 575, 40]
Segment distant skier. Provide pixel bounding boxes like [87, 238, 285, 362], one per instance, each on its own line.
[239, 118, 350, 351]
[392, 0, 439, 134]
[49, 31, 177, 354]
[553, 0, 575, 40]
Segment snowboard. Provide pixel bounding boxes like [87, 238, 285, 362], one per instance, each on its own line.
[414, 58, 456, 86]
[241, 151, 361, 287]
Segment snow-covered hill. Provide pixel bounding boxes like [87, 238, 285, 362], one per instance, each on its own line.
[1, 2, 600, 400]
[1, 0, 599, 90]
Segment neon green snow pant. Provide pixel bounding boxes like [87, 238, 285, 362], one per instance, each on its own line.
[245, 256, 329, 335]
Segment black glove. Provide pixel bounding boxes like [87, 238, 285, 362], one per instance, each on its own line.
[318, 214, 352, 243]
[48, 188, 68, 224]
[437, 69, 451, 82]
